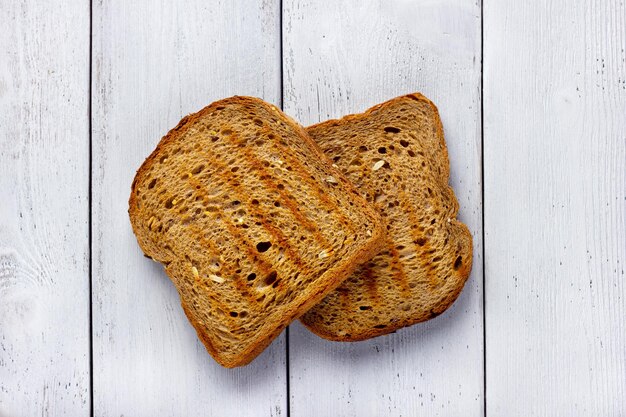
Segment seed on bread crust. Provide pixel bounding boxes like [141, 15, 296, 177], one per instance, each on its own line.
[372, 160, 385, 171]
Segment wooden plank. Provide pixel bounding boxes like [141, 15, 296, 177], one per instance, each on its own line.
[91, 1, 286, 415]
[283, 1, 483, 415]
[484, 0, 626, 415]
[0, 0, 91, 416]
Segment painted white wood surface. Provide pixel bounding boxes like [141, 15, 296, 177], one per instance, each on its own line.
[283, 1, 483, 416]
[0, 0, 91, 416]
[91, 1, 286, 416]
[484, 0, 626, 415]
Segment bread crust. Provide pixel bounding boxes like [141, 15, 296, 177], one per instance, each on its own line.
[129, 96, 384, 366]
[300, 93, 473, 341]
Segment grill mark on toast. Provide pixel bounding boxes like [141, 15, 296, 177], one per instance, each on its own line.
[334, 285, 351, 312]
[258, 125, 356, 234]
[194, 140, 309, 285]
[186, 174, 273, 276]
[261, 221, 307, 272]
[221, 130, 332, 251]
[361, 264, 378, 302]
[203, 148, 307, 274]
[387, 242, 412, 297]
[397, 187, 441, 288]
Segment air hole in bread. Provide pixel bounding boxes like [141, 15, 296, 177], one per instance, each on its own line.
[254, 118, 263, 126]
[378, 147, 387, 154]
[358, 145, 368, 152]
[239, 311, 248, 318]
[247, 273, 256, 281]
[165, 197, 175, 209]
[408, 150, 416, 157]
[400, 139, 409, 147]
[159, 155, 168, 163]
[274, 201, 281, 207]
[192, 164, 205, 175]
[264, 271, 277, 286]
[333, 156, 341, 162]
[453, 256, 463, 270]
[415, 237, 427, 246]
[229, 311, 238, 317]
[222, 129, 232, 135]
[231, 166, 239, 173]
[384, 126, 401, 133]
[251, 199, 259, 205]
[256, 241, 272, 252]
[374, 324, 386, 329]
[277, 183, 285, 190]
[359, 305, 372, 311]
[148, 178, 157, 189]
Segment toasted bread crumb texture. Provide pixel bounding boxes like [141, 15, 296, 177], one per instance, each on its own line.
[300, 93, 473, 341]
[128, 96, 384, 366]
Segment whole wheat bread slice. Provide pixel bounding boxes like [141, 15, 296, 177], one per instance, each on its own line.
[300, 93, 473, 341]
[129, 96, 384, 366]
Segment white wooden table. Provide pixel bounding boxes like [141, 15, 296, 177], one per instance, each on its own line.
[1, 1, 624, 416]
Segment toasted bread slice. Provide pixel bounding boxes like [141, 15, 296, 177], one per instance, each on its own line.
[300, 93, 473, 341]
[129, 96, 384, 366]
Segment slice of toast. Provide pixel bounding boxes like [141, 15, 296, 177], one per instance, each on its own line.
[129, 96, 384, 366]
[300, 93, 473, 341]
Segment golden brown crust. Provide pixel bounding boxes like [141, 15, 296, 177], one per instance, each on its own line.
[301, 92, 473, 341]
[129, 96, 385, 367]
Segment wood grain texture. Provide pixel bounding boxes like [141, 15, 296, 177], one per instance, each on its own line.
[283, 1, 483, 416]
[0, 0, 90, 416]
[484, 0, 626, 415]
[91, 0, 286, 415]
